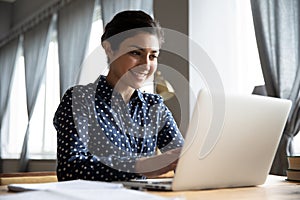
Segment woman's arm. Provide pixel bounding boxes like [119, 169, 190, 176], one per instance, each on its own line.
[135, 99, 184, 178]
[157, 102, 184, 153]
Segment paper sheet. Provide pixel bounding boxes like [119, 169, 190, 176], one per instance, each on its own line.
[7, 179, 123, 192]
[2, 188, 183, 200]
[3, 180, 184, 200]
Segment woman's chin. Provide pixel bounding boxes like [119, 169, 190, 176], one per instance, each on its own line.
[131, 83, 144, 90]
[130, 77, 147, 89]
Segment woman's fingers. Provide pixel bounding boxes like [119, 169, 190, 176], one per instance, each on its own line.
[135, 148, 182, 177]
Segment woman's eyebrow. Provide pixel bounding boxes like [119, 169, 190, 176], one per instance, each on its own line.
[129, 45, 159, 53]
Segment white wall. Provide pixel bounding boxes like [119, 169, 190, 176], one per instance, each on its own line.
[189, 0, 263, 115]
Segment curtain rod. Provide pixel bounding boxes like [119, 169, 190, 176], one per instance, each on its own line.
[0, 0, 73, 48]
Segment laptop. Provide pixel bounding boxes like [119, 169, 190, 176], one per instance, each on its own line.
[119, 90, 292, 191]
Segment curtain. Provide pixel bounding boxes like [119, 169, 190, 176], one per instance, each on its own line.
[57, 0, 95, 97]
[251, 0, 300, 175]
[19, 15, 56, 172]
[100, 0, 153, 26]
[0, 39, 19, 173]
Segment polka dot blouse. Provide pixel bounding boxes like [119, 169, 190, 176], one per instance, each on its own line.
[53, 75, 184, 182]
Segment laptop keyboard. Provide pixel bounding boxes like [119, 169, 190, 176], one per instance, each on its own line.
[131, 178, 173, 184]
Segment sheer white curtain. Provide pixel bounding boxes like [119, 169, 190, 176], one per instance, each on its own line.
[0, 39, 19, 172]
[57, 0, 95, 97]
[77, 1, 107, 85]
[20, 15, 56, 171]
[251, 0, 300, 175]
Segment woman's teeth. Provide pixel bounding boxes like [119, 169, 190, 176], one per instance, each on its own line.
[132, 71, 148, 77]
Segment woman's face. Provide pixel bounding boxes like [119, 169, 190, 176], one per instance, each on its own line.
[107, 32, 160, 90]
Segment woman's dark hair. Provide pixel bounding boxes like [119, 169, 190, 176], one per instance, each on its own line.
[101, 10, 164, 51]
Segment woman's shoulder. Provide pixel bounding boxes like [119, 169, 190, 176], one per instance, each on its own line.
[62, 79, 100, 98]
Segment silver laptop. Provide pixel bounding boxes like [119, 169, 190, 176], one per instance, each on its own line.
[120, 90, 292, 191]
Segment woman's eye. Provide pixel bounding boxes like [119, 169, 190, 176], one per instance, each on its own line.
[129, 51, 141, 56]
[149, 54, 158, 60]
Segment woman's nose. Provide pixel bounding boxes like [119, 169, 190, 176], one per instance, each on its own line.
[140, 55, 151, 69]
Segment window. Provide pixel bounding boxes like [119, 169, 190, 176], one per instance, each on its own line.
[2, 4, 104, 160]
[1, 45, 28, 158]
[28, 32, 60, 159]
[1, 30, 60, 159]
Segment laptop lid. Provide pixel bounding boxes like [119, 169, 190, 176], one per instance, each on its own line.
[172, 90, 292, 191]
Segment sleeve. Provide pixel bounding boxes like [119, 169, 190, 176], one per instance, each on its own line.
[53, 87, 143, 182]
[156, 100, 184, 153]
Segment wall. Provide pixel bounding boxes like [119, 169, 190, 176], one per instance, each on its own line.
[0, 2, 13, 40]
[0, 0, 58, 42]
[189, 0, 238, 97]
[153, 0, 190, 135]
[189, 0, 263, 114]
[12, 0, 58, 27]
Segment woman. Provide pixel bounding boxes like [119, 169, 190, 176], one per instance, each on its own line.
[53, 10, 184, 182]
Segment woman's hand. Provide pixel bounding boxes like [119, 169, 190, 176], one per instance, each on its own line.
[135, 148, 182, 178]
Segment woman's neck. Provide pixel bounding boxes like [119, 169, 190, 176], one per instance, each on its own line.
[106, 73, 134, 103]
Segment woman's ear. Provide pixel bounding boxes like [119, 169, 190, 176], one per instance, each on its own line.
[102, 41, 114, 59]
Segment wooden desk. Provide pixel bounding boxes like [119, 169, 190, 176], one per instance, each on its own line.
[0, 171, 57, 186]
[149, 175, 300, 200]
[0, 175, 299, 199]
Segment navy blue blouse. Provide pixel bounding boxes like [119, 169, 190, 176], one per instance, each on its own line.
[53, 75, 184, 182]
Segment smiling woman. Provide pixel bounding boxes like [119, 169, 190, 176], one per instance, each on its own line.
[53, 10, 184, 182]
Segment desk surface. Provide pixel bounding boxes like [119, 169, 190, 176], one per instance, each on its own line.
[149, 175, 300, 200]
[0, 175, 299, 199]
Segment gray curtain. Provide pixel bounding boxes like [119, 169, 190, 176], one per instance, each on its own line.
[100, 0, 153, 26]
[20, 15, 56, 172]
[251, 0, 300, 175]
[0, 39, 19, 173]
[57, 0, 95, 97]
